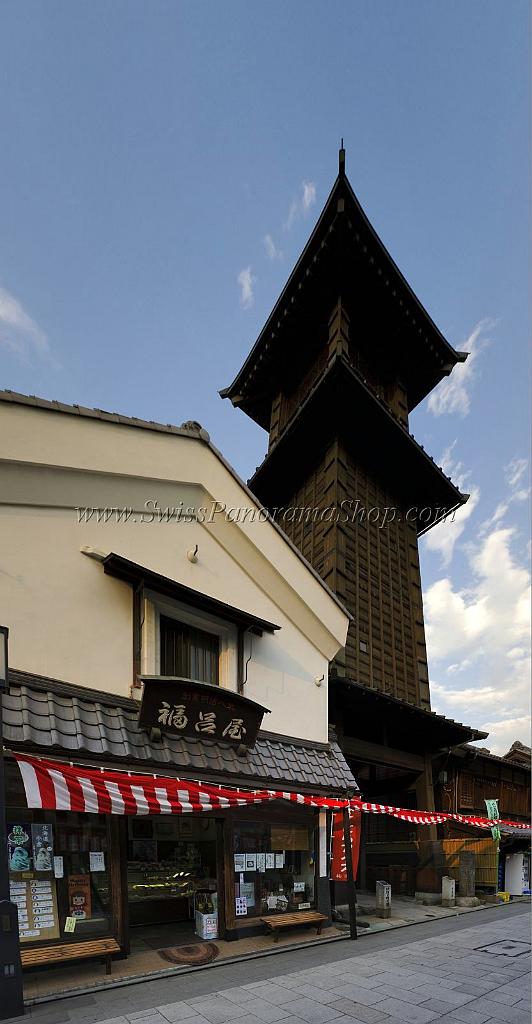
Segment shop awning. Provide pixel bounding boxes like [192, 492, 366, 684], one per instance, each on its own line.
[13, 753, 530, 833]
[14, 753, 352, 815]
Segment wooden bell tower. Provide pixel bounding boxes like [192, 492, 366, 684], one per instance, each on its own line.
[221, 147, 468, 714]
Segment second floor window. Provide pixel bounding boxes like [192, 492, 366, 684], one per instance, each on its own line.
[160, 615, 220, 685]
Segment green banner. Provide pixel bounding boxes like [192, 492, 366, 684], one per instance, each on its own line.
[485, 798, 501, 842]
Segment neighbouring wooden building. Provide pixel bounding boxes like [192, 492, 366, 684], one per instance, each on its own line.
[434, 742, 531, 827]
[415, 742, 532, 895]
[221, 147, 488, 894]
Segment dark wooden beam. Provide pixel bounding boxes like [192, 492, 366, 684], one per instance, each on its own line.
[341, 736, 425, 772]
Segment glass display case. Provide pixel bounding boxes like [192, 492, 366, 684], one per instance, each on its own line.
[126, 816, 217, 925]
[127, 865, 197, 903]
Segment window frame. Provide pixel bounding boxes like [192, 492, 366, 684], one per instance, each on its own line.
[142, 589, 238, 690]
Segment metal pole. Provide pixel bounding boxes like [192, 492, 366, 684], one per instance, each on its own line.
[342, 805, 358, 940]
[0, 625, 25, 1018]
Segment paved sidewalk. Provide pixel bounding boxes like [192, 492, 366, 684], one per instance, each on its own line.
[13, 904, 530, 1024]
[22, 897, 513, 1004]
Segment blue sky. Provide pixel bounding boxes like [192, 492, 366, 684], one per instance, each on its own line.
[1, 1, 529, 753]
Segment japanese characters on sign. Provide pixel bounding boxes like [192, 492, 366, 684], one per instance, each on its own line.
[139, 677, 269, 748]
[32, 823, 54, 872]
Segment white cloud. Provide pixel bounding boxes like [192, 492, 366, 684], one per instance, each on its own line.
[473, 716, 531, 756]
[301, 181, 316, 212]
[264, 234, 283, 262]
[424, 488, 480, 566]
[446, 658, 475, 675]
[284, 180, 317, 231]
[428, 318, 495, 418]
[426, 527, 530, 661]
[479, 457, 530, 535]
[0, 285, 52, 365]
[426, 526, 531, 755]
[422, 442, 479, 565]
[237, 267, 256, 309]
[505, 457, 528, 491]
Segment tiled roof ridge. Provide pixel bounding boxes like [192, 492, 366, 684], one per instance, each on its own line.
[0, 389, 211, 441]
[5, 667, 353, 778]
[463, 741, 531, 769]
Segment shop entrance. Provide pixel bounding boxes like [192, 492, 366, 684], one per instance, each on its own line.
[127, 816, 218, 944]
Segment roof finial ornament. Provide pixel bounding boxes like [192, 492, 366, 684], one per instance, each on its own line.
[339, 139, 346, 177]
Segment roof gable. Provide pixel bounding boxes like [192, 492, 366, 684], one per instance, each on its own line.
[221, 149, 467, 424]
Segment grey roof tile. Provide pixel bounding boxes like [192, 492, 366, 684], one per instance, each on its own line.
[5, 670, 358, 794]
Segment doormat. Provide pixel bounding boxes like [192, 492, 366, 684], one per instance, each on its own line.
[158, 942, 220, 966]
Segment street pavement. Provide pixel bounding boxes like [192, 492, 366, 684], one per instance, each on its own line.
[13, 903, 530, 1024]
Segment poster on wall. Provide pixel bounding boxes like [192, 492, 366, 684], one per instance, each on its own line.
[89, 851, 105, 872]
[10, 878, 60, 943]
[240, 882, 255, 908]
[68, 874, 92, 920]
[7, 823, 32, 872]
[32, 823, 54, 872]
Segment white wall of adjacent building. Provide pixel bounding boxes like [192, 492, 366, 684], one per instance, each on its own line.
[0, 401, 350, 745]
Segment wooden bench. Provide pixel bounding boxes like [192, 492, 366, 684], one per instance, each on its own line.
[20, 937, 121, 976]
[261, 910, 327, 942]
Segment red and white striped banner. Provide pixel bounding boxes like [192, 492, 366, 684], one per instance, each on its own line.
[12, 753, 530, 831]
[355, 799, 530, 830]
[13, 753, 344, 816]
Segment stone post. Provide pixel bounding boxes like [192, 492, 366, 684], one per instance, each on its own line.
[376, 880, 392, 918]
[442, 875, 456, 908]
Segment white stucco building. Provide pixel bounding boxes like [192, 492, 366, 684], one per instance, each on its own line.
[1, 390, 357, 963]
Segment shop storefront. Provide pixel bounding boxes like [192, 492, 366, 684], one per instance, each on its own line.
[5, 670, 358, 967]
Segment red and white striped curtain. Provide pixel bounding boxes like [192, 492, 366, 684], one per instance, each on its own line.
[12, 753, 530, 832]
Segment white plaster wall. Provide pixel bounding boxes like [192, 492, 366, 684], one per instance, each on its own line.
[0, 505, 329, 741]
[0, 403, 350, 745]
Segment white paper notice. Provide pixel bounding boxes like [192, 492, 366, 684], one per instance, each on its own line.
[53, 856, 64, 878]
[235, 897, 248, 916]
[275, 852, 285, 868]
[89, 851, 106, 872]
[265, 853, 275, 869]
[256, 853, 266, 873]
[240, 882, 255, 908]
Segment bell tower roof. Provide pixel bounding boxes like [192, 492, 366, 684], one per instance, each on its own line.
[221, 146, 467, 430]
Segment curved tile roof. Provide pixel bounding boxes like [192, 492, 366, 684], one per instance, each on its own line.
[4, 670, 358, 795]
